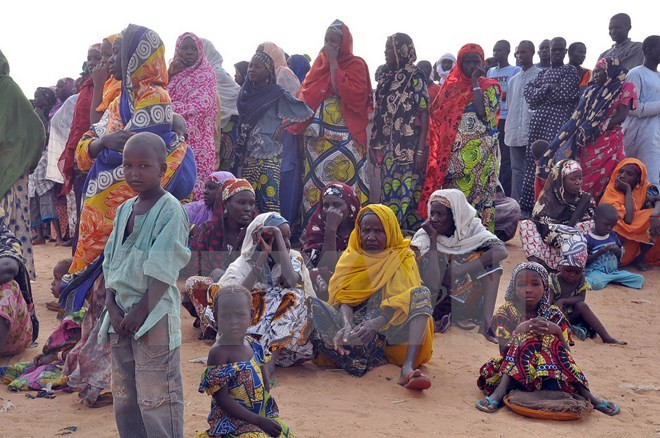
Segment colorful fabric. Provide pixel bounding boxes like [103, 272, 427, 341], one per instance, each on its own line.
[531, 160, 595, 243]
[300, 94, 370, 230]
[201, 38, 240, 129]
[46, 94, 78, 184]
[169, 32, 219, 200]
[519, 64, 580, 212]
[197, 339, 293, 437]
[584, 231, 644, 289]
[0, 222, 37, 344]
[289, 54, 311, 84]
[538, 58, 636, 186]
[0, 309, 85, 391]
[558, 233, 588, 268]
[289, 20, 373, 147]
[311, 286, 432, 377]
[0, 174, 35, 279]
[548, 272, 590, 316]
[381, 152, 423, 231]
[0, 50, 45, 202]
[221, 177, 253, 201]
[600, 158, 659, 266]
[0, 281, 33, 356]
[242, 156, 282, 213]
[477, 262, 585, 395]
[520, 220, 593, 271]
[97, 35, 121, 113]
[420, 44, 501, 224]
[69, 24, 197, 277]
[412, 189, 500, 256]
[183, 171, 235, 227]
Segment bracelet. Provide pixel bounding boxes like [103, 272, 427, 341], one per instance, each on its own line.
[472, 86, 482, 91]
[57, 351, 64, 361]
[415, 150, 424, 156]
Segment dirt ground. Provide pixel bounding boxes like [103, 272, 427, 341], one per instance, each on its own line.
[2, 237, 659, 437]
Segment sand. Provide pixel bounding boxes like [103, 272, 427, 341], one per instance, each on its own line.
[2, 238, 659, 437]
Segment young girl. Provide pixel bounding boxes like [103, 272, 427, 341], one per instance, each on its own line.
[475, 262, 619, 416]
[549, 237, 626, 344]
[197, 285, 293, 438]
[585, 203, 644, 290]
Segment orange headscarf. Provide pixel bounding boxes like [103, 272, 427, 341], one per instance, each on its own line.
[600, 158, 654, 243]
[419, 44, 501, 216]
[288, 19, 373, 147]
[328, 204, 421, 329]
[96, 34, 122, 113]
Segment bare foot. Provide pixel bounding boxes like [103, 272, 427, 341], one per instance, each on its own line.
[32, 238, 46, 245]
[603, 336, 627, 345]
[55, 239, 65, 247]
[479, 328, 498, 344]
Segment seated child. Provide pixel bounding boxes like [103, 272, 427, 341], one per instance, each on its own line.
[549, 239, 626, 345]
[46, 258, 72, 315]
[531, 139, 549, 202]
[198, 285, 293, 438]
[585, 204, 644, 290]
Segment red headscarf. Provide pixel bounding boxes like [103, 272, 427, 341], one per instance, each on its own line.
[288, 20, 373, 146]
[419, 44, 500, 217]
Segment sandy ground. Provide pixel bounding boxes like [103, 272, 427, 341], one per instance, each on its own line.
[2, 237, 659, 437]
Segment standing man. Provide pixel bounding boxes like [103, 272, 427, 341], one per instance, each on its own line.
[569, 42, 591, 91]
[504, 41, 541, 202]
[487, 40, 521, 196]
[623, 35, 660, 186]
[599, 13, 644, 70]
[519, 37, 580, 215]
[536, 39, 551, 69]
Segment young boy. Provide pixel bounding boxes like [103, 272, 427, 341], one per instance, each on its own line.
[100, 132, 190, 438]
[46, 258, 72, 316]
[549, 247, 626, 345]
[585, 203, 644, 290]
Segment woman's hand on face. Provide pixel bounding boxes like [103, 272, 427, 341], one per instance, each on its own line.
[322, 43, 339, 63]
[471, 67, 486, 82]
[333, 324, 353, 355]
[91, 61, 109, 87]
[421, 219, 438, 240]
[252, 225, 274, 255]
[614, 176, 631, 194]
[325, 207, 343, 231]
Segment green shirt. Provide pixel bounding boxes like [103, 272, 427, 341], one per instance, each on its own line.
[99, 193, 191, 350]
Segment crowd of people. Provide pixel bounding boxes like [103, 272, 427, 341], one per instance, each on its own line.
[1, 12, 659, 437]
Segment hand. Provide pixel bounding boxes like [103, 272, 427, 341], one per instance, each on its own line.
[614, 176, 631, 194]
[324, 207, 343, 231]
[257, 417, 282, 437]
[322, 43, 339, 64]
[421, 219, 438, 240]
[108, 305, 131, 337]
[168, 56, 187, 77]
[120, 305, 148, 335]
[414, 151, 426, 173]
[102, 130, 134, 153]
[348, 319, 379, 345]
[554, 298, 566, 309]
[333, 324, 353, 356]
[252, 225, 275, 255]
[471, 66, 486, 82]
[91, 61, 109, 87]
[368, 148, 378, 166]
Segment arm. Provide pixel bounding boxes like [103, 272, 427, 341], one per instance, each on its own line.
[567, 193, 593, 227]
[120, 278, 169, 333]
[105, 288, 130, 337]
[213, 386, 281, 435]
[606, 103, 630, 130]
[471, 68, 487, 120]
[547, 69, 579, 104]
[89, 66, 108, 124]
[454, 244, 508, 278]
[627, 73, 660, 119]
[414, 109, 429, 172]
[272, 230, 299, 288]
[524, 72, 548, 106]
[314, 210, 342, 274]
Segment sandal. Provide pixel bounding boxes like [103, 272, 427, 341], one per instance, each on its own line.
[434, 314, 451, 333]
[402, 369, 432, 391]
[594, 400, 620, 416]
[455, 319, 478, 330]
[475, 396, 501, 413]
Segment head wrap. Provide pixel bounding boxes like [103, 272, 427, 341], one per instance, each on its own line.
[259, 42, 300, 94]
[411, 189, 499, 256]
[504, 262, 552, 318]
[201, 38, 240, 128]
[561, 159, 582, 177]
[303, 182, 360, 254]
[419, 44, 501, 216]
[435, 53, 456, 80]
[251, 51, 276, 84]
[288, 19, 373, 147]
[234, 61, 249, 79]
[221, 178, 254, 202]
[208, 171, 235, 186]
[264, 213, 288, 227]
[288, 54, 311, 84]
[88, 43, 102, 52]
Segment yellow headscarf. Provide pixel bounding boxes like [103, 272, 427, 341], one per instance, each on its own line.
[96, 33, 122, 113]
[328, 204, 421, 329]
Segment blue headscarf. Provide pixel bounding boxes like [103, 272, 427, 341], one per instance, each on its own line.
[288, 54, 311, 84]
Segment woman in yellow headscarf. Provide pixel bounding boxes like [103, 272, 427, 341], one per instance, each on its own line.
[310, 204, 434, 390]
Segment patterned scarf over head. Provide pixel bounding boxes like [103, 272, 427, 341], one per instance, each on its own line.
[371, 33, 428, 165]
[538, 57, 635, 180]
[504, 262, 552, 318]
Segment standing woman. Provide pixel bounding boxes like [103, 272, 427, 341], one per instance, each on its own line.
[538, 58, 637, 202]
[169, 32, 219, 200]
[290, 20, 373, 230]
[371, 33, 429, 232]
[0, 50, 45, 279]
[420, 44, 501, 232]
[234, 51, 312, 213]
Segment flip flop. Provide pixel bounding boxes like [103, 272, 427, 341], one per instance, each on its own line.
[435, 314, 451, 333]
[403, 369, 432, 391]
[594, 400, 620, 416]
[455, 319, 478, 330]
[475, 396, 501, 413]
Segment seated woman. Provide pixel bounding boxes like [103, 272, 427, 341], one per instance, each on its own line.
[600, 158, 660, 270]
[182, 171, 235, 230]
[411, 189, 507, 341]
[475, 262, 619, 416]
[0, 220, 38, 357]
[214, 213, 315, 369]
[520, 159, 595, 271]
[184, 179, 256, 338]
[302, 183, 360, 300]
[310, 205, 434, 390]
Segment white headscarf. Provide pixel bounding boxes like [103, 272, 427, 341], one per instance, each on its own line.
[259, 41, 301, 95]
[218, 213, 315, 297]
[45, 94, 78, 183]
[411, 189, 499, 255]
[435, 53, 456, 84]
[201, 38, 239, 128]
